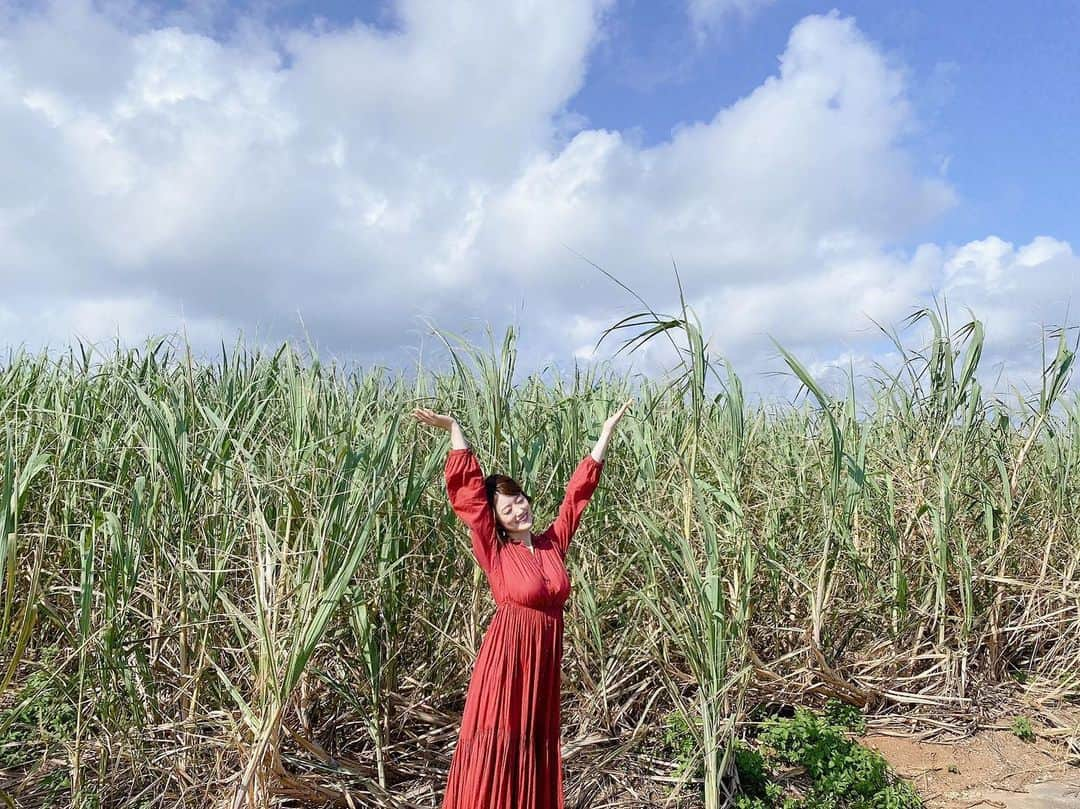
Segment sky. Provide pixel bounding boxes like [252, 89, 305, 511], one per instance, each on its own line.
[1, 0, 1078, 397]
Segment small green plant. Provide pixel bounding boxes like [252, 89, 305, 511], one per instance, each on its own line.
[732, 740, 768, 796]
[733, 741, 785, 808]
[824, 699, 867, 735]
[661, 709, 703, 779]
[753, 707, 922, 809]
[1010, 716, 1035, 742]
[0, 657, 78, 770]
[40, 767, 71, 805]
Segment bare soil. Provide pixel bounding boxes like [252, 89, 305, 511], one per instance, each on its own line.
[864, 727, 1079, 808]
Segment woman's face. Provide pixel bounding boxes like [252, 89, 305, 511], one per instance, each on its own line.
[493, 492, 533, 533]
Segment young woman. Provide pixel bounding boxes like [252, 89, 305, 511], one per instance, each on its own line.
[412, 399, 633, 809]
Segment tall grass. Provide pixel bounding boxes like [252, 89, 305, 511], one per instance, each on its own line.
[0, 311, 1077, 808]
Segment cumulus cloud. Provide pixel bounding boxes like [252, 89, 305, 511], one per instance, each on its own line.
[938, 236, 1080, 378]
[0, 3, 1073, 396]
[0, 0, 610, 359]
[705, 236, 1080, 398]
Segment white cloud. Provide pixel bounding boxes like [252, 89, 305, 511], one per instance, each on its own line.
[939, 235, 1079, 347]
[687, 0, 776, 40]
[0, 292, 231, 355]
[475, 12, 956, 376]
[0, 4, 1073, 396]
[0, 0, 612, 351]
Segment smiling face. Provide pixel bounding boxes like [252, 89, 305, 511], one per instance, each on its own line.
[493, 491, 533, 533]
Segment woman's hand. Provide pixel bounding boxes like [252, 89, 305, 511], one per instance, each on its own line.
[412, 407, 456, 432]
[413, 407, 470, 450]
[602, 397, 634, 434]
[589, 398, 633, 463]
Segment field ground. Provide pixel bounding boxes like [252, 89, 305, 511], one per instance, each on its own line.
[864, 714, 1079, 808]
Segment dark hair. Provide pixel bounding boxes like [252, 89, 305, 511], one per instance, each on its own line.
[484, 474, 532, 543]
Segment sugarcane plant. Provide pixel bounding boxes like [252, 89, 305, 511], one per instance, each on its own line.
[594, 264, 752, 808]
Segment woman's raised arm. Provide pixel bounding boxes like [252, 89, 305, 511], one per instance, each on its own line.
[546, 454, 604, 558]
[412, 409, 497, 575]
[546, 397, 633, 558]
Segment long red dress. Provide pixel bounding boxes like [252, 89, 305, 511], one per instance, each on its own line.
[440, 447, 604, 809]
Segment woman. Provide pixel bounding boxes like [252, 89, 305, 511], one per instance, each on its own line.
[412, 398, 633, 809]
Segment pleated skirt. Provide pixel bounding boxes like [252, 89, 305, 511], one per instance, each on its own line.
[440, 601, 565, 809]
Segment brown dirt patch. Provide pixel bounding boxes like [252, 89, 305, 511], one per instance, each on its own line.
[864, 726, 1079, 808]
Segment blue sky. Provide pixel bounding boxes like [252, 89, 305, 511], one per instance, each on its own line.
[1, 0, 1077, 393]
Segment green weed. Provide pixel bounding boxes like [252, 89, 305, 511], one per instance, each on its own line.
[1010, 717, 1035, 742]
[734, 706, 923, 809]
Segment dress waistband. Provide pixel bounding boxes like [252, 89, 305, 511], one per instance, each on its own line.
[497, 601, 564, 618]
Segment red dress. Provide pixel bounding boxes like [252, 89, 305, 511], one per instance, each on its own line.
[440, 447, 604, 809]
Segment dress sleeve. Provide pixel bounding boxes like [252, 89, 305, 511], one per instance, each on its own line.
[444, 447, 497, 576]
[546, 455, 604, 559]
